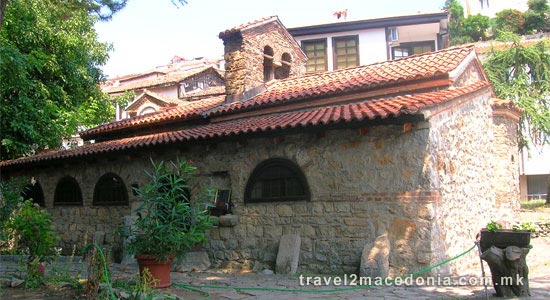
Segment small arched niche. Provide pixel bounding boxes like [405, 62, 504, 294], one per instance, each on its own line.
[263, 46, 274, 82]
[275, 52, 292, 79]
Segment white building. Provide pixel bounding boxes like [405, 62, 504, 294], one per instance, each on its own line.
[462, 0, 528, 18]
[287, 11, 449, 73]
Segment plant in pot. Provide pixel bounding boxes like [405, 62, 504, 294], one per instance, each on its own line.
[127, 158, 212, 288]
[480, 220, 532, 253]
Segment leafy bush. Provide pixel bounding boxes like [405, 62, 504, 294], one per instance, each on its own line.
[0, 179, 26, 251]
[494, 9, 526, 36]
[463, 14, 491, 41]
[524, 0, 550, 33]
[4, 200, 58, 262]
[486, 220, 504, 232]
[127, 158, 213, 260]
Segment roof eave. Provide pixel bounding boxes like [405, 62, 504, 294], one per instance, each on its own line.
[288, 11, 448, 36]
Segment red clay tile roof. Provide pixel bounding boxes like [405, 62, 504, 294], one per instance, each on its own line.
[490, 98, 523, 113]
[208, 45, 475, 117]
[103, 66, 220, 94]
[126, 89, 180, 112]
[219, 16, 278, 38]
[1, 81, 490, 168]
[80, 96, 225, 140]
[86, 45, 475, 140]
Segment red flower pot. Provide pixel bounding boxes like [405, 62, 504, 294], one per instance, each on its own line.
[136, 255, 175, 288]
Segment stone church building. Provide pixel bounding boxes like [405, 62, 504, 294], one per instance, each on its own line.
[0, 16, 521, 275]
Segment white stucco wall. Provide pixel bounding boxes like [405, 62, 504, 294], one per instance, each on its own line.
[293, 28, 388, 71]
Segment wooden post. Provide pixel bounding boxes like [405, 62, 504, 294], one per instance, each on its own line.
[481, 245, 531, 297]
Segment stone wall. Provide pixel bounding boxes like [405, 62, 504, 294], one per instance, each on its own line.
[222, 21, 306, 98]
[6, 91, 519, 274]
[491, 112, 521, 222]
[9, 123, 443, 274]
[424, 90, 519, 275]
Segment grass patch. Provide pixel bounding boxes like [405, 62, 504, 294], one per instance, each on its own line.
[520, 199, 549, 210]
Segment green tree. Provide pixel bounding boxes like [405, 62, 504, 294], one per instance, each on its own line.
[483, 33, 550, 148]
[444, 0, 466, 45]
[0, 0, 113, 160]
[463, 14, 491, 41]
[494, 9, 526, 36]
[524, 0, 550, 33]
[0, 0, 127, 30]
[444, 0, 490, 44]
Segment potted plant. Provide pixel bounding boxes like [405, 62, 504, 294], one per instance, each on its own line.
[127, 158, 212, 287]
[480, 220, 532, 253]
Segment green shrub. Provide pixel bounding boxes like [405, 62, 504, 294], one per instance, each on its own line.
[4, 200, 58, 262]
[127, 158, 213, 260]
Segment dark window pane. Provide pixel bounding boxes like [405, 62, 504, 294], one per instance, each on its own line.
[22, 182, 45, 207]
[54, 176, 83, 206]
[303, 39, 327, 72]
[93, 173, 128, 206]
[333, 36, 359, 70]
[245, 158, 310, 203]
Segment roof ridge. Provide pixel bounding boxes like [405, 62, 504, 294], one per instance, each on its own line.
[269, 45, 475, 84]
[219, 16, 278, 38]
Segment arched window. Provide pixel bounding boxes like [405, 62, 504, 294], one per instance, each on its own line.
[138, 106, 156, 116]
[54, 176, 83, 206]
[263, 46, 274, 82]
[245, 158, 310, 203]
[22, 181, 45, 207]
[93, 173, 128, 206]
[275, 53, 291, 79]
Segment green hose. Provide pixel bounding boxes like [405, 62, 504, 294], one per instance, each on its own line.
[82, 243, 117, 300]
[174, 243, 477, 297]
[82, 242, 477, 299]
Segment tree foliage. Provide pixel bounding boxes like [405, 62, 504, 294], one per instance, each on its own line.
[494, 9, 526, 37]
[444, 0, 490, 45]
[524, 0, 550, 33]
[0, 0, 127, 29]
[483, 33, 550, 147]
[0, 0, 113, 160]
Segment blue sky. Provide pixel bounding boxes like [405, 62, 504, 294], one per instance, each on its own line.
[95, 0, 446, 77]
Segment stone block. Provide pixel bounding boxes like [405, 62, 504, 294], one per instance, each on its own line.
[93, 231, 105, 245]
[121, 216, 137, 265]
[219, 214, 239, 227]
[172, 251, 211, 272]
[275, 234, 301, 275]
[360, 234, 390, 278]
[276, 205, 293, 217]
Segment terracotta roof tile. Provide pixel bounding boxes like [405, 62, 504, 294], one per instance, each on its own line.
[208, 45, 475, 117]
[1, 81, 490, 168]
[103, 66, 219, 94]
[126, 90, 180, 112]
[80, 95, 225, 139]
[490, 98, 523, 113]
[219, 16, 278, 38]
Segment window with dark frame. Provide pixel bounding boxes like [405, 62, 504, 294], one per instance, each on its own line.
[333, 35, 359, 70]
[22, 182, 45, 207]
[245, 158, 310, 203]
[391, 41, 435, 59]
[93, 173, 129, 206]
[54, 176, 83, 206]
[302, 39, 327, 73]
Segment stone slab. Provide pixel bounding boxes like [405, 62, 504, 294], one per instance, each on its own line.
[275, 234, 300, 275]
[172, 251, 211, 272]
[360, 234, 390, 278]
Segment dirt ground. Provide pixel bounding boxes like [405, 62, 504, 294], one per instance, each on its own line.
[2, 207, 549, 300]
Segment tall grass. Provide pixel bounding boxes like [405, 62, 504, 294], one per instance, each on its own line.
[521, 199, 549, 210]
